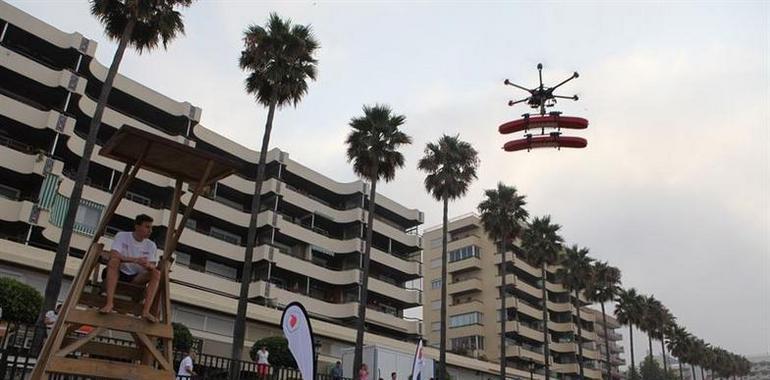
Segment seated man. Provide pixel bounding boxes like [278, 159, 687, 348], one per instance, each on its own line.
[99, 214, 160, 323]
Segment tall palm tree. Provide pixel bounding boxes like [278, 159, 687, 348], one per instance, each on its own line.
[665, 324, 690, 380]
[586, 261, 622, 380]
[347, 104, 412, 375]
[40, 0, 194, 323]
[639, 294, 663, 360]
[230, 13, 319, 377]
[615, 288, 643, 378]
[418, 135, 479, 380]
[521, 216, 563, 380]
[556, 245, 594, 379]
[658, 309, 676, 374]
[477, 183, 529, 380]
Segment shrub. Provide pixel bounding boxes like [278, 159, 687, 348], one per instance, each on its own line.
[250, 336, 296, 368]
[173, 322, 194, 351]
[0, 277, 43, 323]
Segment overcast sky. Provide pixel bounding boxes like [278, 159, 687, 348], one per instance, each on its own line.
[9, 0, 768, 359]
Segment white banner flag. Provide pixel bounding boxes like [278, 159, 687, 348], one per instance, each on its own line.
[281, 302, 316, 379]
[411, 339, 424, 380]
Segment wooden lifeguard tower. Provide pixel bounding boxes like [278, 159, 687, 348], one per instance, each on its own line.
[31, 126, 240, 379]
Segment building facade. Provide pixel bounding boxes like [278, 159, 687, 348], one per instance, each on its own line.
[590, 310, 626, 380]
[423, 214, 626, 380]
[748, 355, 770, 380]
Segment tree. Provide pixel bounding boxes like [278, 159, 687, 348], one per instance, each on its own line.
[639, 356, 677, 380]
[585, 261, 621, 380]
[346, 104, 412, 375]
[665, 324, 691, 380]
[0, 277, 43, 323]
[230, 13, 319, 378]
[556, 245, 594, 379]
[520, 216, 563, 380]
[172, 322, 194, 352]
[477, 183, 529, 380]
[418, 134, 479, 379]
[615, 288, 643, 376]
[638, 295, 664, 360]
[250, 336, 296, 369]
[41, 0, 194, 323]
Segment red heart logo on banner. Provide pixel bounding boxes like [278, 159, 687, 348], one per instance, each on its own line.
[289, 314, 298, 329]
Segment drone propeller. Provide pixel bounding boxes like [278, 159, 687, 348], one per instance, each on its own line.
[504, 79, 533, 94]
[504, 64, 581, 116]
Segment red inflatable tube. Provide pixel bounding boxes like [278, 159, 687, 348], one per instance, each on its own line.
[499, 115, 588, 135]
[503, 135, 587, 152]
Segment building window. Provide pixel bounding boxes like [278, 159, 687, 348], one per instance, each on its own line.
[175, 252, 190, 267]
[449, 312, 482, 328]
[449, 245, 480, 263]
[451, 336, 484, 351]
[205, 260, 236, 279]
[430, 237, 442, 249]
[125, 191, 151, 206]
[0, 184, 20, 200]
[431, 279, 442, 289]
[430, 258, 441, 269]
[431, 322, 441, 332]
[210, 226, 241, 245]
[431, 300, 441, 310]
[75, 203, 101, 231]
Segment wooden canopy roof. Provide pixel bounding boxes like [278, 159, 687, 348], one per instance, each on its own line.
[100, 125, 241, 186]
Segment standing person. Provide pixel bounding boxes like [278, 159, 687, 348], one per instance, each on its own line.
[44, 303, 62, 335]
[358, 363, 369, 380]
[330, 361, 343, 380]
[256, 346, 270, 378]
[99, 214, 160, 323]
[391, 372, 397, 380]
[176, 349, 197, 379]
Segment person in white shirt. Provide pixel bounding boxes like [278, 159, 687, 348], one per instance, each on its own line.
[99, 214, 160, 323]
[176, 349, 196, 379]
[256, 346, 270, 378]
[44, 303, 62, 335]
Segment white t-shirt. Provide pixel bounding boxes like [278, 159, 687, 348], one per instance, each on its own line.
[44, 310, 57, 325]
[177, 355, 193, 377]
[111, 231, 158, 276]
[257, 350, 269, 365]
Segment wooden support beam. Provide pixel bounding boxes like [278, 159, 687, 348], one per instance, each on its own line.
[66, 309, 172, 339]
[47, 357, 174, 380]
[133, 332, 172, 371]
[55, 327, 105, 358]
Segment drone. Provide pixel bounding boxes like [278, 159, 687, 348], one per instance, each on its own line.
[504, 63, 579, 116]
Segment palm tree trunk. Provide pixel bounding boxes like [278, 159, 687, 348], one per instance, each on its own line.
[700, 366, 705, 380]
[678, 360, 684, 380]
[629, 324, 636, 377]
[439, 197, 448, 380]
[574, 290, 585, 380]
[600, 302, 611, 380]
[39, 13, 136, 333]
[541, 264, 551, 380]
[229, 99, 277, 379]
[352, 171, 379, 377]
[499, 236, 506, 380]
[692, 364, 697, 380]
[661, 338, 669, 372]
[648, 335, 654, 361]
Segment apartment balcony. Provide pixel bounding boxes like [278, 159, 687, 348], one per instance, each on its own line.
[500, 320, 544, 342]
[447, 277, 483, 295]
[552, 362, 580, 374]
[497, 251, 541, 278]
[447, 256, 482, 273]
[0, 143, 41, 176]
[448, 299, 483, 315]
[581, 347, 602, 361]
[369, 277, 421, 306]
[0, 44, 87, 95]
[546, 299, 572, 313]
[584, 367, 603, 380]
[0, 197, 36, 224]
[506, 344, 545, 364]
[550, 341, 578, 353]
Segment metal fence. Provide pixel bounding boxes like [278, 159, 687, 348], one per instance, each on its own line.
[0, 321, 351, 380]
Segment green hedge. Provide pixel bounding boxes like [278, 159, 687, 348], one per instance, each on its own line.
[0, 277, 43, 323]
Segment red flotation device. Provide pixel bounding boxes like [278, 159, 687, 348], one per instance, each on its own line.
[499, 114, 588, 135]
[503, 135, 587, 152]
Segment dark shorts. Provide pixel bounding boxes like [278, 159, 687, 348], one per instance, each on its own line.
[101, 267, 138, 283]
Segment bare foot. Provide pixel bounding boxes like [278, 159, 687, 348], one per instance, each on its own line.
[142, 313, 158, 323]
[99, 305, 113, 314]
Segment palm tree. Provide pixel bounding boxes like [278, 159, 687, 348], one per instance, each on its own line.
[477, 183, 529, 380]
[665, 324, 690, 380]
[40, 0, 194, 322]
[230, 13, 319, 376]
[638, 294, 663, 360]
[418, 135, 479, 379]
[586, 261, 622, 380]
[521, 216, 564, 380]
[658, 309, 676, 374]
[556, 245, 594, 379]
[347, 104, 412, 375]
[615, 288, 642, 378]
